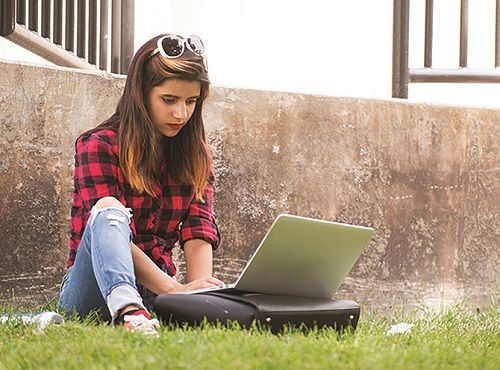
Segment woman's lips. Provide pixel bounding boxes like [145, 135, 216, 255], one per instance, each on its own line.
[167, 123, 183, 130]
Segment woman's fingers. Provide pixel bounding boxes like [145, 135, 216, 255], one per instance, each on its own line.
[181, 276, 225, 292]
[205, 276, 225, 286]
[167, 276, 226, 293]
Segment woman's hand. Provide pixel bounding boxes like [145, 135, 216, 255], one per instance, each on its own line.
[169, 276, 225, 294]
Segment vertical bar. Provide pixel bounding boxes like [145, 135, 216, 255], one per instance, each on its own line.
[28, 0, 38, 32]
[392, 0, 410, 99]
[459, 0, 469, 67]
[111, 0, 121, 73]
[41, 0, 50, 38]
[120, 0, 135, 74]
[88, 0, 97, 65]
[100, 0, 109, 70]
[496, 0, 500, 67]
[0, 0, 16, 36]
[65, 0, 75, 52]
[53, 0, 63, 45]
[424, 0, 433, 67]
[17, 0, 26, 25]
[77, 0, 86, 58]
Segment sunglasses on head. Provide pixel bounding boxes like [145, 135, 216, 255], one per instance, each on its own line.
[150, 34, 205, 60]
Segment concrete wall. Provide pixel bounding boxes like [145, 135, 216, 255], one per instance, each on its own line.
[0, 60, 498, 312]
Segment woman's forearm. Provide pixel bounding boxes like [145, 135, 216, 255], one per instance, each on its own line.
[130, 242, 181, 294]
[131, 241, 223, 294]
[183, 239, 213, 282]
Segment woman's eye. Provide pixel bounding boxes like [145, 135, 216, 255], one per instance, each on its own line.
[162, 97, 176, 104]
[187, 99, 198, 105]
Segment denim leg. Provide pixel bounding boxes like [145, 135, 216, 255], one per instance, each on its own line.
[59, 207, 145, 322]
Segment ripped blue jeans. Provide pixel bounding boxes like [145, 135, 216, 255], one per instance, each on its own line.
[59, 206, 146, 322]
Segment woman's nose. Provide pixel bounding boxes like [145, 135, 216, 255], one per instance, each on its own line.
[173, 103, 187, 120]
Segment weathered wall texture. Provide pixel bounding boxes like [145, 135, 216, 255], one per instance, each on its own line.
[0, 60, 498, 311]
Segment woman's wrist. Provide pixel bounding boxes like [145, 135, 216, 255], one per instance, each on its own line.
[161, 278, 183, 294]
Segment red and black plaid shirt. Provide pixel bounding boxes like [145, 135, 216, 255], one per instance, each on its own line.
[68, 128, 220, 276]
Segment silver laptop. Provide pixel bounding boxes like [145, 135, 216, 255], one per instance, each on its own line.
[189, 214, 374, 299]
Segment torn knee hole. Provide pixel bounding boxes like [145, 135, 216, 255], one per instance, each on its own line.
[107, 214, 127, 226]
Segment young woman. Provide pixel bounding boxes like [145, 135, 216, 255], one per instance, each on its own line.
[59, 34, 224, 336]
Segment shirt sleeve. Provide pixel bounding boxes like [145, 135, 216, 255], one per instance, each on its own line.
[74, 133, 137, 236]
[179, 172, 221, 250]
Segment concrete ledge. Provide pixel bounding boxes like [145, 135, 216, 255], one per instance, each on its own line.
[0, 60, 498, 310]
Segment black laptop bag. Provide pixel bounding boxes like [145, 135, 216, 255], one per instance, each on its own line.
[153, 290, 360, 334]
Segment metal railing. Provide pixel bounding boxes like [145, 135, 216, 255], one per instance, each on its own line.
[393, 0, 500, 98]
[0, 0, 135, 74]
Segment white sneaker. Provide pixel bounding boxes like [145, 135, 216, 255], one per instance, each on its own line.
[123, 313, 160, 338]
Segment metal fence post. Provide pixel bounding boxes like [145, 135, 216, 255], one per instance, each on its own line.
[111, 0, 121, 73]
[16, 0, 25, 25]
[28, 0, 38, 32]
[120, 0, 134, 74]
[99, 0, 109, 71]
[392, 0, 410, 98]
[495, 0, 499, 67]
[0, 0, 15, 36]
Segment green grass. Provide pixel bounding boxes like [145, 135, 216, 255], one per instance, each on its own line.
[0, 303, 498, 370]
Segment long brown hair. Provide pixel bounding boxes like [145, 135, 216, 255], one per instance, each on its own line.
[84, 34, 212, 201]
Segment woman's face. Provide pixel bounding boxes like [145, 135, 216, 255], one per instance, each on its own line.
[147, 78, 202, 137]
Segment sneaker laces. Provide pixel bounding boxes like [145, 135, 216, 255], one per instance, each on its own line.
[123, 313, 160, 338]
